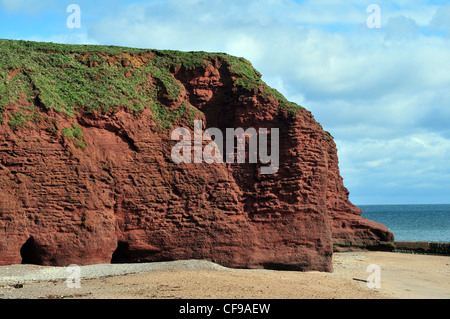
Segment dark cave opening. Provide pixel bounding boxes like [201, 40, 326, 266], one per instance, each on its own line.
[110, 241, 130, 264]
[20, 237, 41, 265]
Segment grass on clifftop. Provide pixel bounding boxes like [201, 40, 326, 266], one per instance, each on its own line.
[0, 39, 305, 131]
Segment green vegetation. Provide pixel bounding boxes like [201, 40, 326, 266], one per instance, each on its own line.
[226, 55, 304, 113]
[161, 50, 213, 70]
[388, 241, 396, 250]
[62, 123, 87, 149]
[0, 38, 305, 132]
[156, 102, 199, 130]
[62, 123, 84, 140]
[0, 105, 4, 124]
[228, 57, 263, 90]
[8, 111, 28, 132]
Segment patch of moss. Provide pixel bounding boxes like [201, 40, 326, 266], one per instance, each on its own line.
[62, 123, 83, 139]
[62, 123, 87, 149]
[225, 56, 305, 114]
[228, 57, 263, 91]
[0, 72, 7, 111]
[388, 241, 396, 250]
[73, 139, 88, 150]
[146, 60, 184, 102]
[8, 111, 29, 132]
[156, 102, 194, 130]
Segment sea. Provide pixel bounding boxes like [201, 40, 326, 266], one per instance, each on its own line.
[359, 204, 450, 243]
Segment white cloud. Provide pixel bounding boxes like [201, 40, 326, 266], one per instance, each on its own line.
[337, 132, 450, 191]
[366, 158, 392, 168]
[429, 4, 450, 35]
[383, 15, 420, 39]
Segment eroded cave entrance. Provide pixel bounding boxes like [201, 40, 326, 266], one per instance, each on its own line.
[110, 241, 130, 264]
[20, 237, 41, 265]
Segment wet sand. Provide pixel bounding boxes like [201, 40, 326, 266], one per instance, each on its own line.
[0, 252, 449, 299]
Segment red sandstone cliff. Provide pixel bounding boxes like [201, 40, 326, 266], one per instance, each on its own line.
[0, 40, 394, 271]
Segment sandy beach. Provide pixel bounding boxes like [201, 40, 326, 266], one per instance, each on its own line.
[0, 252, 448, 299]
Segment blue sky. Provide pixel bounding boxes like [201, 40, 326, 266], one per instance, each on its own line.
[1, 0, 450, 205]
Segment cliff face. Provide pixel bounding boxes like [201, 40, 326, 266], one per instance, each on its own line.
[0, 39, 393, 271]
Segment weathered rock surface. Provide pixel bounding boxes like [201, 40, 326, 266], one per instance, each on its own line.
[0, 40, 393, 271]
